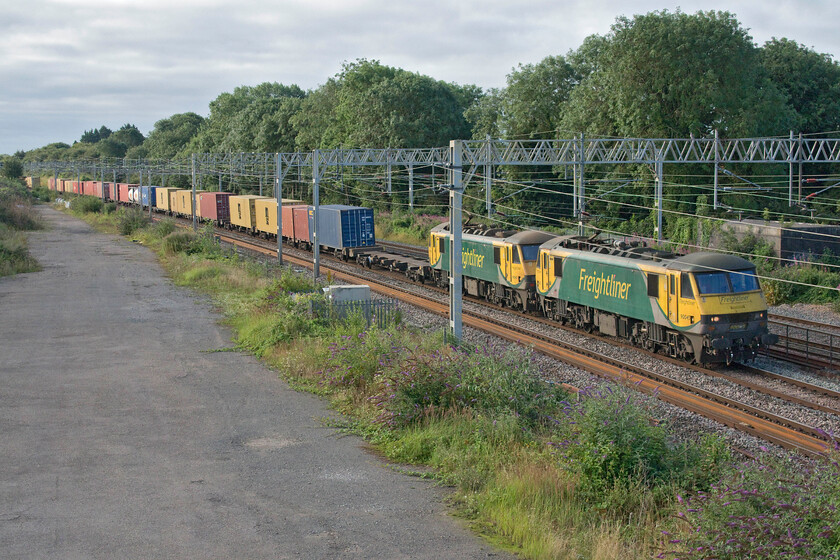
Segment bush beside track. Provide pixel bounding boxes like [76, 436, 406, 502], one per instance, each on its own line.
[59, 203, 840, 560]
[0, 178, 44, 276]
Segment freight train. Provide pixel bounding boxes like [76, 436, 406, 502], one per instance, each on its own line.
[42, 178, 776, 365]
[426, 223, 776, 365]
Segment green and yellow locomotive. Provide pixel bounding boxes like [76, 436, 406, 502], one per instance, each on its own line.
[427, 224, 776, 365]
[535, 235, 777, 365]
[428, 223, 556, 311]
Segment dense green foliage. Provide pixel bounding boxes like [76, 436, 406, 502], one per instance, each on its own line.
[1, 156, 23, 179]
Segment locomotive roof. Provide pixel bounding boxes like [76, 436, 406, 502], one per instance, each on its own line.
[666, 252, 756, 272]
[506, 230, 558, 245]
[431, 223, 556, 245]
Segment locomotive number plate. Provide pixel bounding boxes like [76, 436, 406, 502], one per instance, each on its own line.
[729, 323, 746, 331]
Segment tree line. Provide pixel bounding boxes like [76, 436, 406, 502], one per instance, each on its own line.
[13, 10, 840, 239]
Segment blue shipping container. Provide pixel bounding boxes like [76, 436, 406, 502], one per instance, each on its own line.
[308, 205, 375, 249]
[141, 186, 159, 207]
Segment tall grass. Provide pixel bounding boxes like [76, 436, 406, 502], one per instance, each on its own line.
[0, 179, 42, 276]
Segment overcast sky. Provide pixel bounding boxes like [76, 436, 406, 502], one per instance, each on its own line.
[2, 0, 839, 155]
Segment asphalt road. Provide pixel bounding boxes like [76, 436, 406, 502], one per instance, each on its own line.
[0, 207, 512, 559]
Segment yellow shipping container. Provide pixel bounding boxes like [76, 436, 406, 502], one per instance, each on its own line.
[174, 189, 206, 217]
[255, 198, 278, 236]
[229, 195, 270, 232]
[155, 187, 179, 211]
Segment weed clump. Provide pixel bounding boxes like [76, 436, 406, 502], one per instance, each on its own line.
[116, 207, 150, 235]
[152, 218, 176, 238]
[162, 231, 197, 254]
[69, 196, 103, 214]
[0, 179, 42, 276]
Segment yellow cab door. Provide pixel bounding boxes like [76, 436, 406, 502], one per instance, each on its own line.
[668, 272, 678, 325]
[678, 272, 699, 325]
[538, 251, 550, 292]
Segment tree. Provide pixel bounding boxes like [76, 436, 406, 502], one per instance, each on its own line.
[464, 88, 504, 139]
[143, 113, 204, 159]
[186, 82, 306, 154]
[561, 10, 796, 138]
[111, 123, 145, 148]
[502, 55, 578, 138]
[1, 156, 23, 179]
[96, 138, 127, 158]
[761, 38, 840, 133]
[294, 59, 474, 150]
[79, 125, 113, 144]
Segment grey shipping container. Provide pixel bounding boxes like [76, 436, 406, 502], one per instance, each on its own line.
[308, 205, 375, 249]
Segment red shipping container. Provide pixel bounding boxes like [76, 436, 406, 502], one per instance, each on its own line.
[281, 204, 307, 240]
[119, 183, 132, 202]
[48, 177, 56, 190]
[198, 192, 232, 223]
[291, 206, 311, 246]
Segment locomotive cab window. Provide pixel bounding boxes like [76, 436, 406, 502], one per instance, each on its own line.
[680, 273, 694, 299]
[554, 257, 562, 278]
[695, 269, 760, 294]
[647, 273, 660, 297]
[512, 247, 521, 264]
[520, 245, 540, 262]
[670, 274, 675, 295]
[494, 247, 501, 265]
[438, 237, 445, 253]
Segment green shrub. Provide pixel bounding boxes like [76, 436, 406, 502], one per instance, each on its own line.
[553, 386, 730, 514]
[69, 196, 103, 214]
[152, 218, 176, 238]
[365, 338, 567, 429]
[0, 195, 41, 230]
[664, 450, 840, 559]
[162, 231, 196, 254]
[0, 227, 39, 276]
[1, 157, 23, 179]
[102, 202, 117, 214]
[116, 207, 150, 235]
[31, 187, 56, 202]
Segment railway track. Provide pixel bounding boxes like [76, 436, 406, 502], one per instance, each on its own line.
[388, 237, 840, 374]
[212, 229, 836, 459]
[766, 316, 840, 371]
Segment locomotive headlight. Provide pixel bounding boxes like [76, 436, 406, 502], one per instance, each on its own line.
[710, 316, 720, 323]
